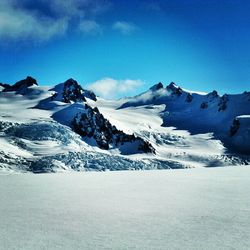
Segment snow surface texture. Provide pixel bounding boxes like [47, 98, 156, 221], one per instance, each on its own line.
[0, 167, 250, 250]
[0, 78, 249, 173]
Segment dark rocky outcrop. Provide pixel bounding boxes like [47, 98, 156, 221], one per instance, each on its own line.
[0, 83, 10, 89]
[37, 78, 154, 154]
[207, 90, 219, 98]
[185, 93, 193, 103]
[61, 78, 86, 103]
[83, 89, 97, 101]
[218, 94, 228, 111]
[150, 82, 164, 91]
[200, 102, 208, 109]
[2, 76, 37, 93]
[72, 104, 155, 153]
[230, 118, 240, 136]
[243, 91, 250, 101]
[51, 78, 97, 103]
[166, 82, 183, 96]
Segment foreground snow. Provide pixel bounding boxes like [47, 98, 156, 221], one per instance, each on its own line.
[1, 167, 250, 250]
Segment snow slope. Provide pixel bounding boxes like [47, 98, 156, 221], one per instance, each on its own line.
[229, 115, 250, 153]
[0, 167, 250, 249]
[0, 78, 249, 172]
[118, 82, 250, 152]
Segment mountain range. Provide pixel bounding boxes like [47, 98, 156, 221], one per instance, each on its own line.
[0, 77, 249, 173]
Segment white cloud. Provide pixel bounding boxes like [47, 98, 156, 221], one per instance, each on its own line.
[0, 7, 68, 42]
[112, 21, 137, 35]
[87, 78, 144, 98]
[0, 0, 110, 43]
[78, 20, 102, 35]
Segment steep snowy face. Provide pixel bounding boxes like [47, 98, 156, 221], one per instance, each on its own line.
[52, 102, 155, 154]
[51, 78, 97, 103]
[0, 77, 249, 173]
[34, 79, 155, 154]
[118, 82, 250, 153]
[0, 76, 38, 94]
[119, 82, 188, 109]
[120, 82, 250, 131]
[72, 104, 155, 153]
[229, 115, 250, 153]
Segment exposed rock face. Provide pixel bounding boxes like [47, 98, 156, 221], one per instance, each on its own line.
[200, 102, 208, 109]
[230, 118, 240, 136]
[166, 82, 183, 96]
[0, 83, 10, 89]
[51, 78, 96, 103]
[228, 116, 250, 154]
[150, 82, 164, 91]
[207, 90, 219, 98]
[218, 94, 228, 111]
[62, 78, 85, 103]
[185, 93, 193, 103]
[72, 104, 155, 153]
[2, 76, 37, 93]
[83, 89, 97, 101]
[37, 78, 153, 153]
[243, 91, 250, 101]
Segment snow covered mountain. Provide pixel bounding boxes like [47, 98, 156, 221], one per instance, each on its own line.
[119, 82, 250, 153]
[0, 77, 249, 173]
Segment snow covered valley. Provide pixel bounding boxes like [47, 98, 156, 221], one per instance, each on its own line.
[1, 77, 250, 250]
[0, 77, 249, 172]
[1, 167, 250, 250]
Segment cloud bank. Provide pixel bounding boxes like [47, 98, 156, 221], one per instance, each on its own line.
[0, 0, 110, 42]
[0, 1, 141, 43]
[87, 78, 144, 99]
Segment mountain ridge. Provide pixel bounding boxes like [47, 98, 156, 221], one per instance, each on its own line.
[0, 76, 249, 173]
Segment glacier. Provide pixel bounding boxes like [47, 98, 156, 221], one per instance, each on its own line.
[0, 77, 250, 173]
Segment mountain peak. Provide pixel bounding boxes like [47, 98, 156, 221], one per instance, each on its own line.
[17, 76, 37, 86]
[2, 76, 37, 93]
[149, 82, 164, 91]
[50, 78, 97, 103]
[166, 82, 183, 96]
[64, 78, 78, 85]
[166, 82, 179, 89]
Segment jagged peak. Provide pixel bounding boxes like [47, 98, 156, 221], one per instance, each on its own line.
[167, 82, 179, 89]
[149, 82, 164, 91]
[2, 76, 38, 93]
[166, 82, 183, 96]
[51, 78, 97, 103]
[64, 78, 78, 85]
[15, 76, 37, 87]
[207, 90, 219, 98]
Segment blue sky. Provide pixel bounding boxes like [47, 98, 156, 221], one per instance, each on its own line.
[0, 0, 249, 98]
